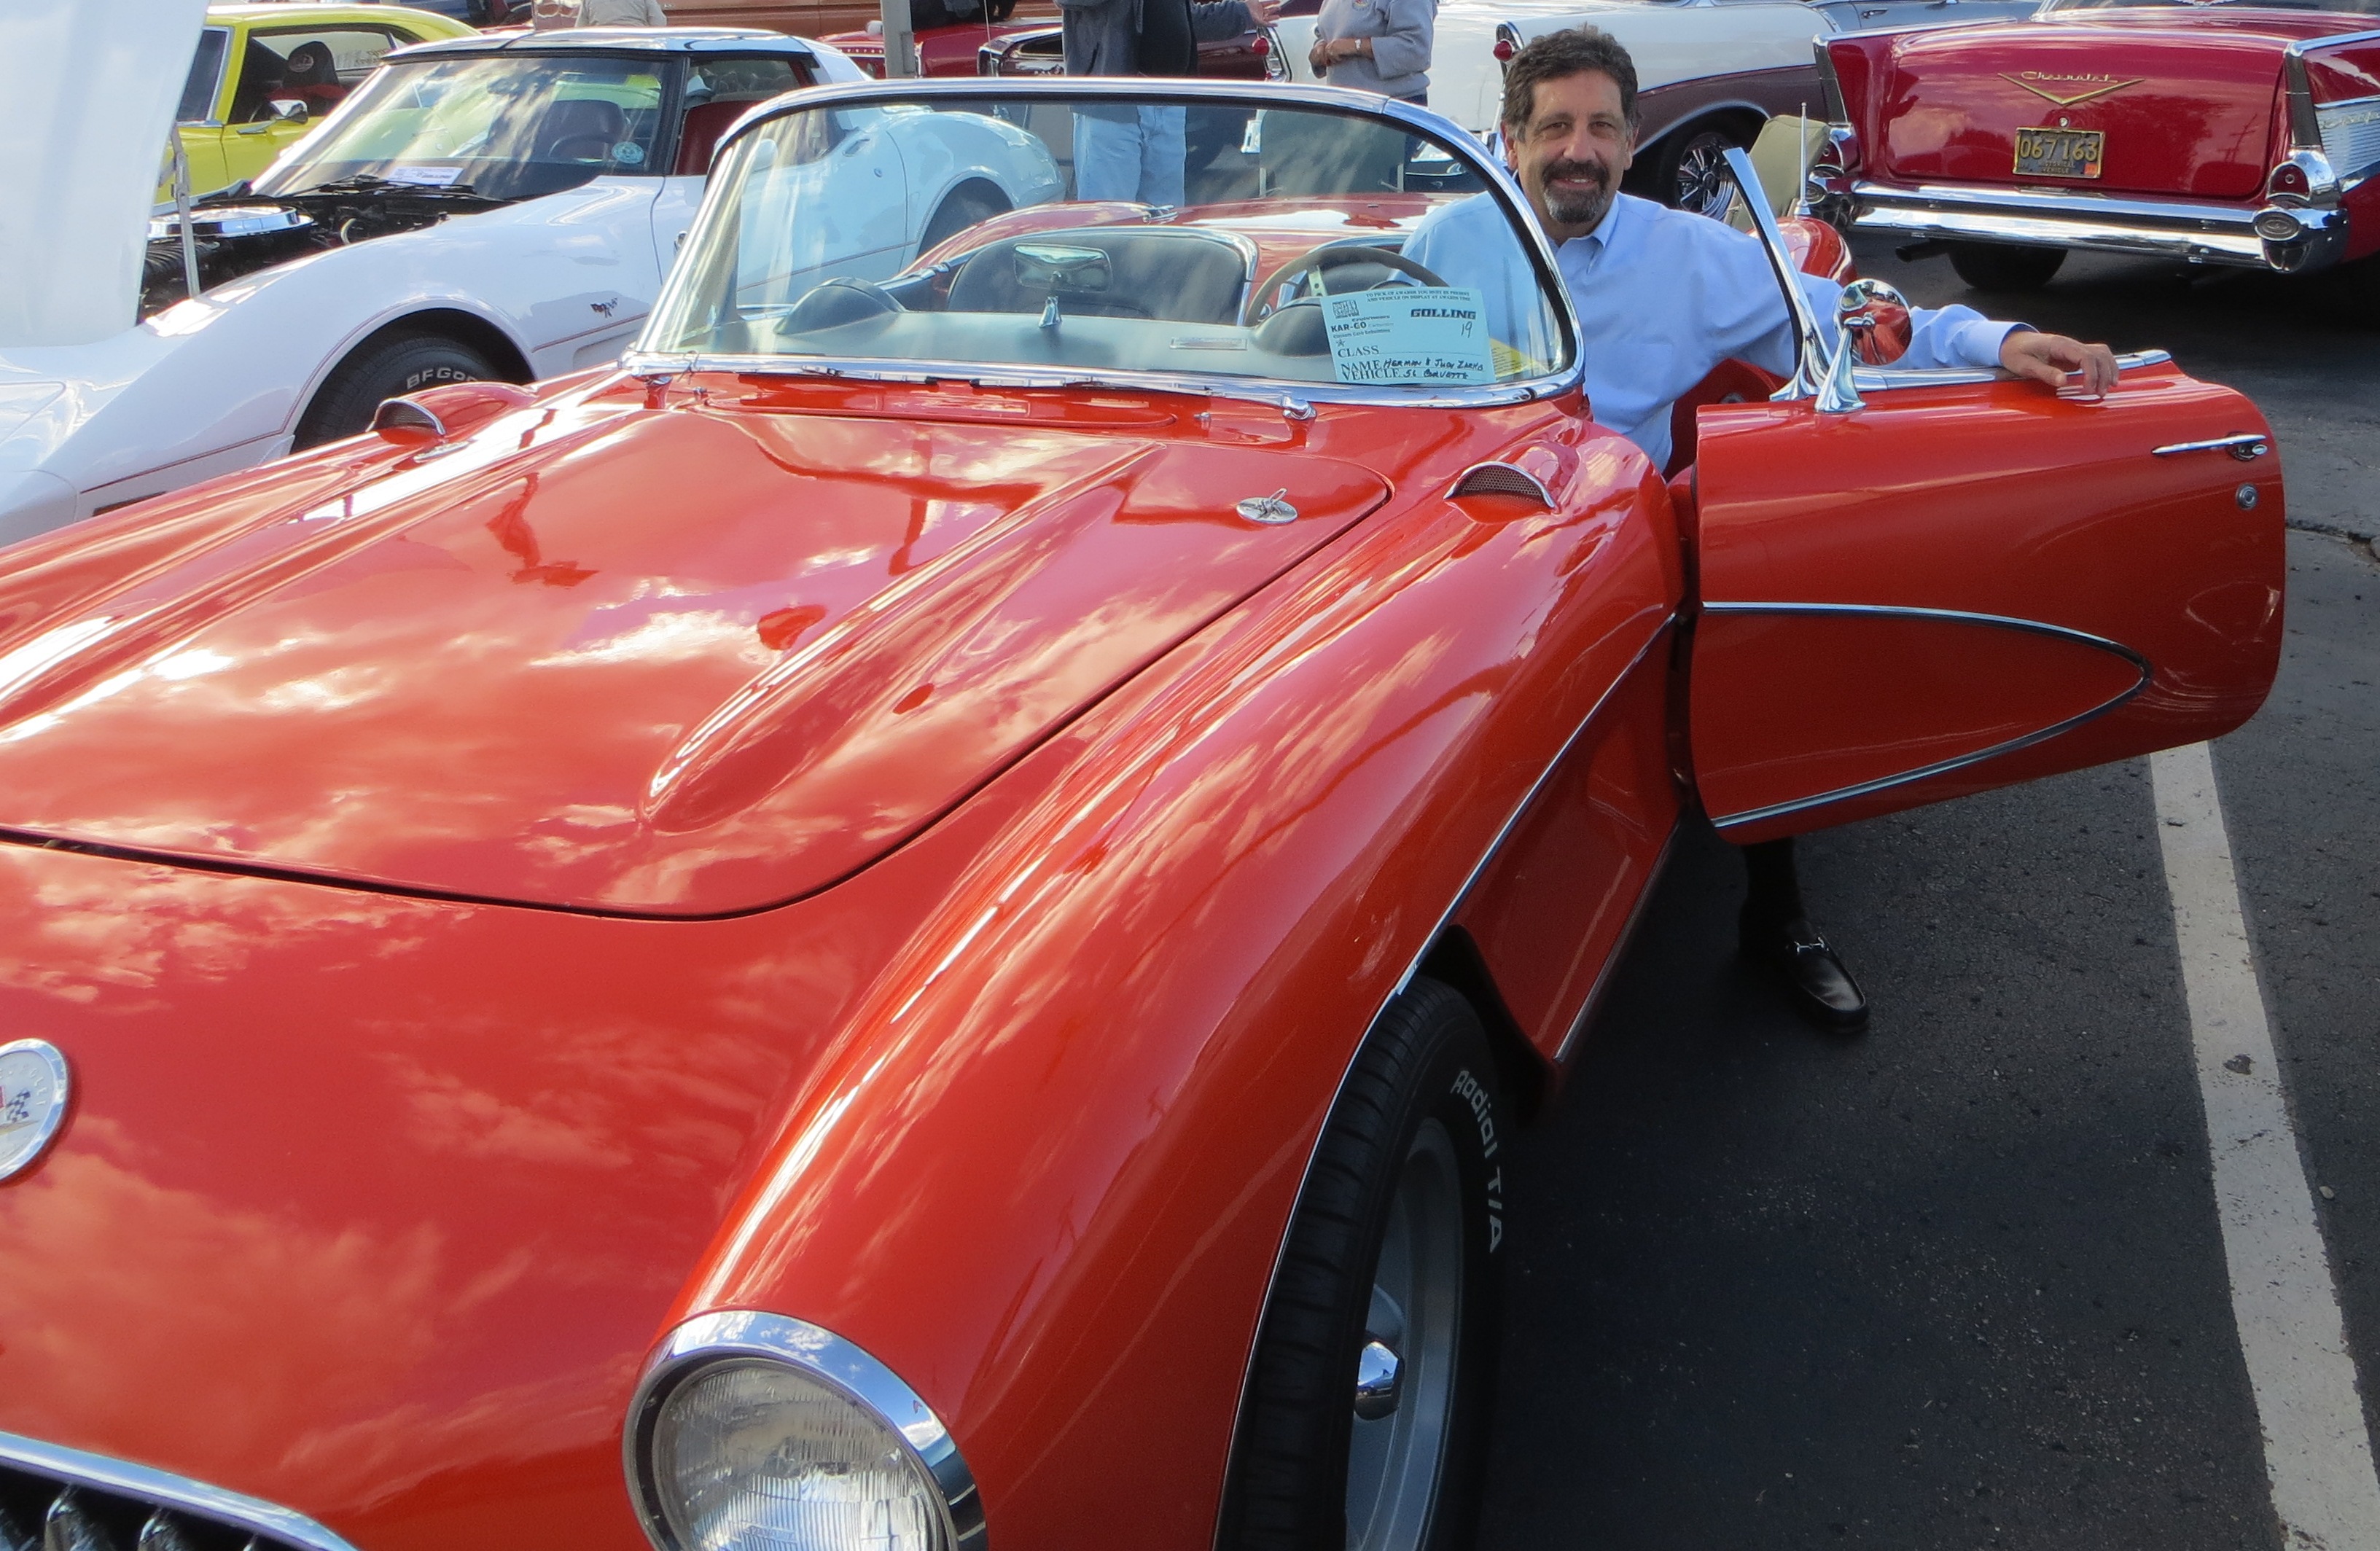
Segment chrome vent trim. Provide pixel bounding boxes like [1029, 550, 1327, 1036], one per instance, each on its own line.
[0, 1431, 357, 1551]
[1445, 461, 1553, 507]
[2316, 94, 2380, 183]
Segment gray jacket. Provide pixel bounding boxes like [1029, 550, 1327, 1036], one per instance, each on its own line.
[1314, 0, 1432, 101]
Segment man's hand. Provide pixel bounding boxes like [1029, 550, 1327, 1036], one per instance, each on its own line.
[1999, 329, 2118, 397]
[1247, 0, 1278, 22]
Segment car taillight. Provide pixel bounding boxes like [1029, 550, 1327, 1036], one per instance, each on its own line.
[2267, 162, 2309, 197]
[1252, 32, 1268, 52]
[1492, 37, 1515, 60]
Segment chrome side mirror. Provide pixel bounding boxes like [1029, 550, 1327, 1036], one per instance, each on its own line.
[1838, 278, 1911, 366]
[1816, 277, 1911, 413]
[267, 98, 310, 125]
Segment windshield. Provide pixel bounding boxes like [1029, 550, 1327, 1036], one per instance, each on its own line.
[256, 53, 671, 203]
[639, 89, 1572, 395]
[2042, 0, 2379, 11]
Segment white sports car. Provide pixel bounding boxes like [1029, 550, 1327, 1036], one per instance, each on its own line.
[0, 20, 1062, 543]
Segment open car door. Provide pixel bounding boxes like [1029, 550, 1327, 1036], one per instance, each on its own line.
[1684, 153, 2284, 846]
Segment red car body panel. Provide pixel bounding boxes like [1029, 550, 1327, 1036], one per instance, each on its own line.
[1853, 17, 2305, 198]
[1830, 7, 2380, 267]
[0, 389, 1392, 913]
[0, 129, 2289, 1551]
[1690, 365, 2285, 840]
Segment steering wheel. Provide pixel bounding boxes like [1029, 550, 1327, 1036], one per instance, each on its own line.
[1243, 244, 1451, 325]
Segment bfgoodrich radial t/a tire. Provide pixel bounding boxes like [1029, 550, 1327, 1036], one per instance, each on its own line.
[294, 332, 499, 449]
[1220, 977, 1508, 1551]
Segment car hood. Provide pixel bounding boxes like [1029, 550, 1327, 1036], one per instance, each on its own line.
[0, 0, 209, 348]
[1864, 16, 2305, 199]
[0, 380, 1389, 915]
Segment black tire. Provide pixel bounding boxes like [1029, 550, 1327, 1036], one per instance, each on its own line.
[1946, 241, 2067, 293]
[1647, 122, 1745, 221]
[2323, 251, 2380, 329]
[295, 332, 499, 449]
[1220, 977, 1507, 1551]
[918, 187, 1004, 254]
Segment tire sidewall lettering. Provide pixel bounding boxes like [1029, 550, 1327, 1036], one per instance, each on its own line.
[1448, 1065, 1505, 1254]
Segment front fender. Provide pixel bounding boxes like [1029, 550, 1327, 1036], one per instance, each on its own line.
[662, 403, 1678, 1548]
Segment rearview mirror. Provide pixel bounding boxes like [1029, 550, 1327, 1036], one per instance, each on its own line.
[1013, 243, 1111, 292]
[267, 98, 310, 125]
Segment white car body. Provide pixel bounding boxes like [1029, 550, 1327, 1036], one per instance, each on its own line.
[0, 25, 1062, 544]
[1279, 0, 1833, 152]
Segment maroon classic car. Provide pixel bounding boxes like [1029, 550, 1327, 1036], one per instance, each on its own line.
[1812, 0, 2380, 293]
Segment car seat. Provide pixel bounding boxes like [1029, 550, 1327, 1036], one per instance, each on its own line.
[281, 42, 347, 111]
[1721, 115, 1827, 230]
[536, 98, 630, 163]
[675, 100, 744, 176]
[229, 36, 289, 122]
[944, 230, 1249, 324]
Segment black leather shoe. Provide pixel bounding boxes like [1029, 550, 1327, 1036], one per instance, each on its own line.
[1740, 910, 1869, 1032]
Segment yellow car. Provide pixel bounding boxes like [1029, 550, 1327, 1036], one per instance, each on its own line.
[168, 4, 476, 199]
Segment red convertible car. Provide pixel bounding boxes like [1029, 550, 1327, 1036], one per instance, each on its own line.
[0, 81, 2281, 1551]
[1814, 0, 2380, 292]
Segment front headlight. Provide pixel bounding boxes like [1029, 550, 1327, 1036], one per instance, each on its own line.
[626, 1312, 986, 1551]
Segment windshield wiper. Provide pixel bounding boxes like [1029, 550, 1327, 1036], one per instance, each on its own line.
[288, 173, 496, 200]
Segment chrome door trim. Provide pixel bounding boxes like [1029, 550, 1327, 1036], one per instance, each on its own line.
[1698, 602, 2150, 833]
[1214, 616, 1675, 1550]
[0, 1430, 361, 1551]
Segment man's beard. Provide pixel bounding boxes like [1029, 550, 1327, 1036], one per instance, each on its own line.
[1537, 156, 1615, 229]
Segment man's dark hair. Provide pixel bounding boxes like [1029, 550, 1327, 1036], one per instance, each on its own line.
[1499, 27, 1639, 140]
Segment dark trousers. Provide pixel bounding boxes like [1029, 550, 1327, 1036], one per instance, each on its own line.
[1740, 836, 1804, 930]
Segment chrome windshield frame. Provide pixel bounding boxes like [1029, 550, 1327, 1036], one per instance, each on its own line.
[621, 78, 1586, 410]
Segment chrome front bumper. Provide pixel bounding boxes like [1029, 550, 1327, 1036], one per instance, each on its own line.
[1846, 180, 2352, 274]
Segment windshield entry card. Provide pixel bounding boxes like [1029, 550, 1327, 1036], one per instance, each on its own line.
[1323, 286, 1494, 386]
[386, 165, 464, 187]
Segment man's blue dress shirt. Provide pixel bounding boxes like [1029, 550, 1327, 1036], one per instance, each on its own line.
[1405, 192, 2021, 471]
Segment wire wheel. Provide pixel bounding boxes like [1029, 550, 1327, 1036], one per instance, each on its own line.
[1667, 129, 1739, 221]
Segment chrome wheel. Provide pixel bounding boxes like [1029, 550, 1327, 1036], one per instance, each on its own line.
[1343, 1117, 1465, 1551]
[1670, 130, 1737, 221]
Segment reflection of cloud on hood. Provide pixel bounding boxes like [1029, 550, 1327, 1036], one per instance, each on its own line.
[0, 854, 442, 1004]
[383, 1054, 636, 1171]
[0, 1148, 445, 1492]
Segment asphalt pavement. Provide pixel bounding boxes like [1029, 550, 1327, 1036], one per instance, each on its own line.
[1475, 240, 2380, 1550]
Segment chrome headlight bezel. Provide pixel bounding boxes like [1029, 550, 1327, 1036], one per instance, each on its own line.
[623, 1310, 986, 1551]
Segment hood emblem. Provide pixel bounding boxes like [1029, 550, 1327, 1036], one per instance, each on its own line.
[0, 1039, 70, 1183]
[2002, 71, 2144, 107]
[1236, 489, 1299, 526]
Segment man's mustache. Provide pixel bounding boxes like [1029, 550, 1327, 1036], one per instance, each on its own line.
[1540, 157, 1611, 188]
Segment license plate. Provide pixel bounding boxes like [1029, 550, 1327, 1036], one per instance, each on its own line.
[2013, 127, 2104, 179]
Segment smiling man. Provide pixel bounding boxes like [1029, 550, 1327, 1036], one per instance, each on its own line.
[1411, 27, 2120, 1029]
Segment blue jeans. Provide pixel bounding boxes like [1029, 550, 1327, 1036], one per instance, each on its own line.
[1072, 104, 1188, 207]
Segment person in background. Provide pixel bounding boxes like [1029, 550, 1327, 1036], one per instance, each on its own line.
[1308, 0, 1432, 106]
[1059, 0, 1278, 206]
[577, 0, 671, 24]
[1440, 26, 2117, 1031]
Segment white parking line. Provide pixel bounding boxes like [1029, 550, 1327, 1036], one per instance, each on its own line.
[2153, 741, 2380, 1551]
